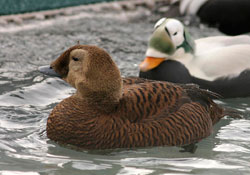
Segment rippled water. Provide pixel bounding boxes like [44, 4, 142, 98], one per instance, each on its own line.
[0, 11, 250, 175]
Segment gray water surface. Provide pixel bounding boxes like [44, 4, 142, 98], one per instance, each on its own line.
[0, 11, 250, 175]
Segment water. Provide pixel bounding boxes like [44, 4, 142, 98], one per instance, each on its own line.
[0, 10, 250, 175]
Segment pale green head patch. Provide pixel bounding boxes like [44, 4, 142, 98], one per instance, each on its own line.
[149, 18, 175, 55]
[183, 27, 196, 53]
[148, 18, 196, 57]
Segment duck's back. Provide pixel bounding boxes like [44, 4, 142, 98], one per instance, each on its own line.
[47, 79, 225, 149]
[116, 80, 223, 147]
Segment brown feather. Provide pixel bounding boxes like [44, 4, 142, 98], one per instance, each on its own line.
[43, 45, 236, 149]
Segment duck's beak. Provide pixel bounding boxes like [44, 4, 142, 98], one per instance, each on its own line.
[39, 65, 61, 78]
[139, 57, 165, 72]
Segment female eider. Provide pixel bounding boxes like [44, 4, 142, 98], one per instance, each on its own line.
[39, 45, 236, 149]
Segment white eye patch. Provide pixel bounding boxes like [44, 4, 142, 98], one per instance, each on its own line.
[154, 18, 167, 29]
[165, 19, 185, 47]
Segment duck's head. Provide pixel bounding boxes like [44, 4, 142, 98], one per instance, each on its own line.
[140, 18, 195, 72]
[39, 45, 122, 104]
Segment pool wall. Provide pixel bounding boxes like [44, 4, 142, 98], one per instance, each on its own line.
[0, 0, 120, 15]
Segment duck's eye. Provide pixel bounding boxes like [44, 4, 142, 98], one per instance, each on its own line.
[173, 32, 178, 36]
[72, 57, 79, 61]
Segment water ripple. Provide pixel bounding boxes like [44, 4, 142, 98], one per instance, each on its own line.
[214, 144, 250, 153]
[71, 161, 112, 170]
[0, 171, 39, 175]
[216, 119, 250, 142]
[0, 78, 74, 107]
[117, 167, 154, 175]
[118, 157, 243, 170]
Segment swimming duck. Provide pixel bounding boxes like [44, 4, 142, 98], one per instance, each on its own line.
[39, 44, 238, 149]
[139, 60, 250, 98]
[140, 18, 250, 98]
[170, 0, 250, 35]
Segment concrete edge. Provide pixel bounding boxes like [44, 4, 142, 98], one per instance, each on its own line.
[0, 0, 168, 24]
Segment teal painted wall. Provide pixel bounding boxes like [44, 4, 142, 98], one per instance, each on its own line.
[0, 0, 119, 15]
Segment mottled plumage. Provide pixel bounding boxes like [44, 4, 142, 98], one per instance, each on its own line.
[40, 45, 233, 150]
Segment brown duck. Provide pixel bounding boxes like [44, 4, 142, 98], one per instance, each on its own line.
[39, 45, 236, 150]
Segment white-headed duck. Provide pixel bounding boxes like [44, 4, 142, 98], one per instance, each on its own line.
[140, 18, 250, 98]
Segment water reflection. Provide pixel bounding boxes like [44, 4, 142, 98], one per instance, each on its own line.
[1, 172, 39, 175]
[0, 77, 74, 106]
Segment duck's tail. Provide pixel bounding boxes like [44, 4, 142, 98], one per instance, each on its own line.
[180, 83, 242, 124]
[209, 100, 243, 125]
[223, 107, 243, 119]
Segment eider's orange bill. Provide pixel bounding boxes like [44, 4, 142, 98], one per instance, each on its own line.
[139, 57, 165, 72]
